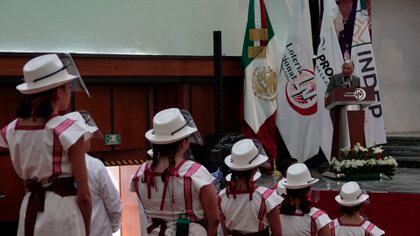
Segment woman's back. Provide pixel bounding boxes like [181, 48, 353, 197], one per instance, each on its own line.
[1, 116, 87, 184]
[219, 186, 282, 234]
[330, 218, 385, 236]
[280, 207, 331, 236]
[130, 159, 214, 221]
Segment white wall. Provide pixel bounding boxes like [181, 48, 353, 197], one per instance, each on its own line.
[372, 0, 420, 135]
[0, 0, 290, 56]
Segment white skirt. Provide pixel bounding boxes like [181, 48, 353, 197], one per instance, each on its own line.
[17, 191, 85, 236]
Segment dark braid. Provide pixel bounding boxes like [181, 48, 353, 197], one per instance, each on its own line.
[227, 168, 256, 200]
[150, 139, 183, 182]
[280, 187, 312, 215]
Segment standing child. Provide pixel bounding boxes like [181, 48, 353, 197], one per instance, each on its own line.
[330, 181, 384, 236]
[0, 54, 92, 236]
[65, 111, 123, 236]
[129, 108, 219, 235]
[219, 139, 282, 236]
[279, 163, 331, 236]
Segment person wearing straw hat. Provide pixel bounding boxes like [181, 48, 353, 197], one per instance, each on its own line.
[0, 54, 92, 236]
[330, 182, 384, 236]
[65, 111, 122, 236]
[279, 163, 332, 236]
[129, 108, 219, 236]
[218, 139, 282, 236]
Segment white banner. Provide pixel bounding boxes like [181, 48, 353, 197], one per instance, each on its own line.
[314, 0, 343, 161]
[351, 0, 387, 147]
[276, 0, 319, 162]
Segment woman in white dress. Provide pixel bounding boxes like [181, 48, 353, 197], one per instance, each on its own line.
[130, 108, 219, 235]
[279, 163, 331, 236]
[218, 139, 282, 236]
[0, 54, 92, 236]
[330, 181, 385, 236]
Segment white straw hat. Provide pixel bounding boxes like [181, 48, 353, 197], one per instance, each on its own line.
[145, 108, 197, 144]
[16, 54, 78, 94]
[335, 182, 369, 207]
[224, 139, 268, 171]
[280, 163, 319, 189]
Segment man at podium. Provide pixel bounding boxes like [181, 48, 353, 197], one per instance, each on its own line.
[326, 60, 361, 96]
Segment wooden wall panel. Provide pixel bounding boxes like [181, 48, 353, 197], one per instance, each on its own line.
[190, 84, 215, 138]
[222, 78, 242, 132]
[113, 85, 149, 150]
[0, 86, 19, 126]
[152, 84, 190, 114]
[0, 155, 24, 222]
[74, 84, 112, 152]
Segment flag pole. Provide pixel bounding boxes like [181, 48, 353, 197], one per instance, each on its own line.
[213, 31, 223, 133]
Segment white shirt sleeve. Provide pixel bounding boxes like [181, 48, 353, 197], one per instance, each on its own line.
[0, 125, 9, 148]
[58, 121, 89, 152]
[370, 225, 385, 236]
[98, 165, 122, 233]
[265, 190, 283, 214]
[191, 165, 216, 190]
[315, 211, 332, 230]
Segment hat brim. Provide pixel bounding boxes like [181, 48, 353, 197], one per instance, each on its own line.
[225, 170, 262, 182]
[280, 177, 319, 189]
[17, 73, 78, 94]
[224, 154, 268, 171]
[145, 126, 197, 144]
[335, 194, 369, 206]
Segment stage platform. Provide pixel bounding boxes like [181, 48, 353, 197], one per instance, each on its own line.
[258, 167, 420, 235]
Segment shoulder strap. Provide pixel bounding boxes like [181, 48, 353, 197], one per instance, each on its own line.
[365, 221, 375, 236]
[329, 219, 338, 236]
[310, 209, 326, 236]
[49, 118, 76, 181]
[257, 188, 274, 231]
[183, 162, 202, 222]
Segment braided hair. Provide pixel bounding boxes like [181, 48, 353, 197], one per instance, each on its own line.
[280, 187, 312, 215]
[151, 139, 185, 182]
[226, 168, 256, 201]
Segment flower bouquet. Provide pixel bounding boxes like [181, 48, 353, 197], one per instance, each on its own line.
[329, 143, 398, 181]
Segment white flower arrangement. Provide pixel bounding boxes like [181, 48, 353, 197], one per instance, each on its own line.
[330, 144, 398, 179]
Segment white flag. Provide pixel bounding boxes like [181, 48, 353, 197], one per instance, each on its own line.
[314, 0, 343, 161]
[351, 0, 386, 146]
[276, 0, 319, 162]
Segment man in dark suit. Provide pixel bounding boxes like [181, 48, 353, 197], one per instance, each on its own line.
[326, 60, 361, 96]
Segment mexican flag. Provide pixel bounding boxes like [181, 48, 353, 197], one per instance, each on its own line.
[351, 0, 386, 146]
[276, 0, 319, 162]
[315, 0, 344, 161]
[242, 0, 282, 160]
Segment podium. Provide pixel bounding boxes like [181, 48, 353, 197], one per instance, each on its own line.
[325, 87, 375, 158]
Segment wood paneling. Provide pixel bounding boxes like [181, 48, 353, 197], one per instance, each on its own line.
[74, 84, 112, 152]
[113, 85, 149, 150]
[0, 54, 243, 78]
[0, 156, 24, 222]
[191, 84, 215, 138]
[0, 86, 19, 126]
